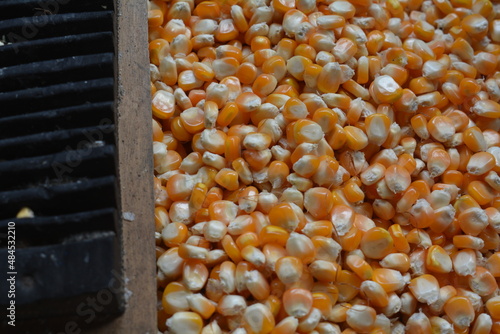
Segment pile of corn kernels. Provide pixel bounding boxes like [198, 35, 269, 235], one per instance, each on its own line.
[149, 0, 500, 333]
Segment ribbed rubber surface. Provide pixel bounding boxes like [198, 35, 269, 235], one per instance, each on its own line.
[0, 0, 122, 329]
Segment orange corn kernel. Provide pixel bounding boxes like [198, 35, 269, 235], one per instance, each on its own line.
[372, 268, 405, 293]
[360, 227, 394, 260]
[346, 254, 373, 280]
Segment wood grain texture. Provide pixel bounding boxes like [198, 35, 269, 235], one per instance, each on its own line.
[92, 0, 156, 332]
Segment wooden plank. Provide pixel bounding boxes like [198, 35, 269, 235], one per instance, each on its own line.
[91, 0, 156, 332]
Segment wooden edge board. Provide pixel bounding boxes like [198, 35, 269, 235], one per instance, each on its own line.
[91, 0, 156, 332]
